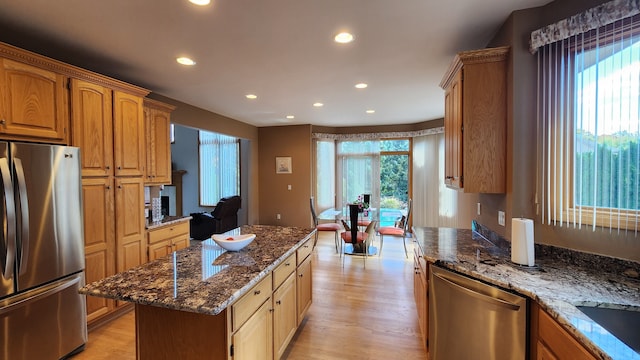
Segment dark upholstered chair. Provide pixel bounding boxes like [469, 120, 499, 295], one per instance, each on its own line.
[190, 195, 242, 240]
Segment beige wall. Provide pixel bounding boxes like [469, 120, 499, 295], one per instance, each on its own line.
[475, 0, 640, 262]
[258, 125, 313, 227]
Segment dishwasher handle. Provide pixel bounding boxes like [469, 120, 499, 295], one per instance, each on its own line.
[433, 271, 521, 311]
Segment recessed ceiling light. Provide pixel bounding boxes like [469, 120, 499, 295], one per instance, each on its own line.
[313, 102, 324, 107]
[245, 94, 257, 99]
[334, 32, 354, 44]
[176, 57, 196, 66]
[189, 0, 211, 5]
[366, 110, 375, 114]
[355, 83, 368, 89]
[286, 115, 295, 119]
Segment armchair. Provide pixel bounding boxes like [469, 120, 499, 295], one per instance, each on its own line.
[189, 195, 242, 240]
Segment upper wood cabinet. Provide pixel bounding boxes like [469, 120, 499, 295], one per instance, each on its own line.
[143, 99, 175, 185]
[114, 91, 145, 177]
[0, 58, 68, 143]
[440, 46, 509, 193]
[71, 79, 114, 177]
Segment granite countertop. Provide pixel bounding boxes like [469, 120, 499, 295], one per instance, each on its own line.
[146, 215, 192, 230]
[412, 226, 640, 360]
[80, 225, 315, 315]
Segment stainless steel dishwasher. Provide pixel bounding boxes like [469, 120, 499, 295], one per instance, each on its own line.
[429, 265, 527, 360]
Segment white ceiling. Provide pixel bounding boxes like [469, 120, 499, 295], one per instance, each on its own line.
[0, 0, 550, 128]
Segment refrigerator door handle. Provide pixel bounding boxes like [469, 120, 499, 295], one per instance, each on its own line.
[0, 158, 16, 279]
[14, 158, 29, 275]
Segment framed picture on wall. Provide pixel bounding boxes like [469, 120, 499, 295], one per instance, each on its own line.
[276, 157, 292, 174]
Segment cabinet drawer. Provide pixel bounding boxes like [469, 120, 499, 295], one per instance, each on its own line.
[273, 253, 296, 290]
[148, 222, 189, 244]
[296, 238, 313, 266]
[232, 273, 272, 332]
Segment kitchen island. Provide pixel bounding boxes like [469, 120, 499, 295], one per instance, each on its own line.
[413, 226, 640, 360]
[80, 225, 315, 360]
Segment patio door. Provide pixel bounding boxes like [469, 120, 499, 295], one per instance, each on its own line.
[337, 141, 380, 211]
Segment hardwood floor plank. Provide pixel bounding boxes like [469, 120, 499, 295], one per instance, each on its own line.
[72, 231, 427, 360]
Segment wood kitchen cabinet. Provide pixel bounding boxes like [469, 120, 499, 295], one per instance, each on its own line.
[413, 246, 428, 349]
[231, 274, 274, 360]
[114, 91, 145, 177]
[296, 239, 313, 324]
[0, 57, 68, 143]
[115, 176, 146, 274]
[82, 177, 116, 323]
[440, 46, 509, 193]
[143, 98, 174, 185]
[146, 221, 190, 262]
[530, 302, 597, 360]
[272, 254, 297, 360]
[70, 79, 114, 177]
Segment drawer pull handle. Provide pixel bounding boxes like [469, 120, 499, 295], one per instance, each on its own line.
[276, 300, 281, 305]
[254, 290, 261, 295]
[285, 262, 291, 266]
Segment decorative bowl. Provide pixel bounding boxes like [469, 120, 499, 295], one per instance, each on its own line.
[212, 234, 256, 251]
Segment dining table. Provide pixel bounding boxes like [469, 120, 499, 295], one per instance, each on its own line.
[318, 205, 379, 255]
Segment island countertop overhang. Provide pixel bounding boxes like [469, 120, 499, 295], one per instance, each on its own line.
[79, 225, 316, 316]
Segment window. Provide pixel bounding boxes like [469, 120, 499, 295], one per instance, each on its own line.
[198, 130, 239, 206]
[538, 14, 640, 230]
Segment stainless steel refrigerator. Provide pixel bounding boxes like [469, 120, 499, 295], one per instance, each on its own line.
[0, 142, 87, 359]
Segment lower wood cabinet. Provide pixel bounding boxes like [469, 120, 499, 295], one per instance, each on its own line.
[232, 294, 274, 360]
[273, 270, 298, 359]
[530, 302, 596, 360]
[147, 221, 190, 262]
[296, 239, 313, 324]
[413, 246, 428, 349]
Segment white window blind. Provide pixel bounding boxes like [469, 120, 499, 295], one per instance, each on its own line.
[537, 14, 640, 232]
[199, 131, 239, 207]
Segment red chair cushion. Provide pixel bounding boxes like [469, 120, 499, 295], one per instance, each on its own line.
[340, 231, 367, 243]
[357, 219, 371, 227]
[317, 223, 342, 231]
[377, 226, 404, 236]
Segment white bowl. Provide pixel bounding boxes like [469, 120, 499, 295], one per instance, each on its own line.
[212, 234, 256, 251]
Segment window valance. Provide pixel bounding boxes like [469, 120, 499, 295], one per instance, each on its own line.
[313, 127, 443, 141]
[530, 0, 640, 53]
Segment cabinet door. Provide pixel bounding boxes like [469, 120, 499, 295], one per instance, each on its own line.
[144, 107, 172, 185]
[296, 255, 312, 324]
[113, 91, 145, 177]
[172, 236, 190, 252]
[0, 58, 67, 142]
[115, 177, 146, 272]
[148, 240, 172, 262]
[82, 177, 115, 322]
[232, 299, 273, 360]
[70, 79, 113, 177]
[444, 70, 463, 189]
[273, 273, 297, 360]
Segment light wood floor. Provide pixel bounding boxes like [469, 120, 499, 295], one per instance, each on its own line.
[72, 231, 427, 360]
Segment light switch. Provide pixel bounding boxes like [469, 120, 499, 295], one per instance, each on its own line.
[287, 184, 292, 190]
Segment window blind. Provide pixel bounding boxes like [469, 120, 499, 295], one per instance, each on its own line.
[537, 13, 640, 233]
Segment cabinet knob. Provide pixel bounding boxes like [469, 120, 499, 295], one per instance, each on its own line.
[254, 290, 261, 295]
[106, 165, 110, 170]
[117, 166, 122, 170]
[0, 119, 5, 125]
[299, 274, 304, 278]
[105, 185, 111, 190]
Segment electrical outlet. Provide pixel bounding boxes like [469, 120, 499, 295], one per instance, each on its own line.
[276, 213, 281, 220]
[477, 202, 481, 215]
[498, 211, 505, 226]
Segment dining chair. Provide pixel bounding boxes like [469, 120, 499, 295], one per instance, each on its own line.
[310, 197, 342, 252]
[377, 199, 412, 258]
[340, 220, 377, 268]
